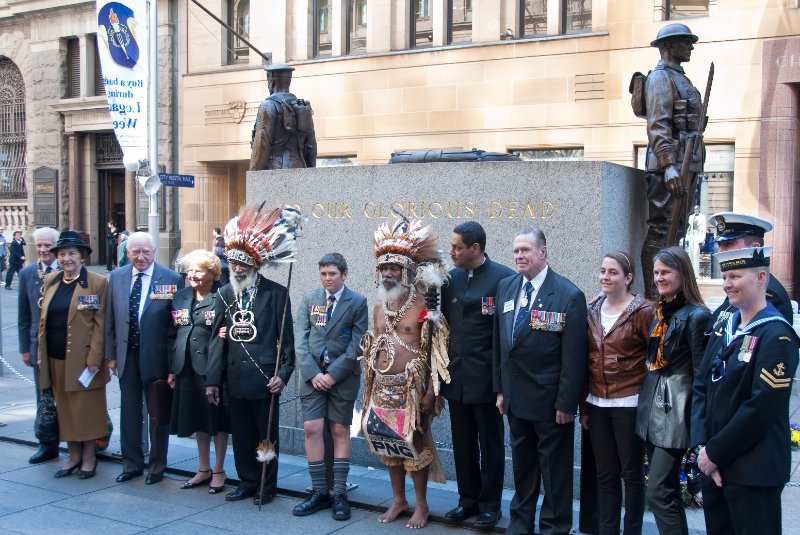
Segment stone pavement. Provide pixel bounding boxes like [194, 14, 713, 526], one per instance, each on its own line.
[0, 265, 797, 534]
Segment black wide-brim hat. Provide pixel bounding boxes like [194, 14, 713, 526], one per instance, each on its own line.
[50, 230, 92, 256]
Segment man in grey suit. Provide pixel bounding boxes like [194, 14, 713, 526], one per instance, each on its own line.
[493, 228, 587, 535]
[18, 227, 60, 463]
[292, 253, 368, 521]
[105, 232, 183, 484]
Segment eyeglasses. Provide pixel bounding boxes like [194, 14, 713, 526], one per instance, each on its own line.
[710, 356, 726, 383]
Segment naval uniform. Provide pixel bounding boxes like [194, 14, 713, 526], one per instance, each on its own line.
[706, 275, 793, 336]
[441, 254, 514, 514]
[692, 303, 799, 535]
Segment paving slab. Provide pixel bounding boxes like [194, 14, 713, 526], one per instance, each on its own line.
[0, 504, 144, 535]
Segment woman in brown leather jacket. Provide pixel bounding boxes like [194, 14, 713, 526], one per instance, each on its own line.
[581, 251, 654, 535]
[635, 246, 709, 535]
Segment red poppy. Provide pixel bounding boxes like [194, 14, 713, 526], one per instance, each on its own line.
[418, 310, 428, 323]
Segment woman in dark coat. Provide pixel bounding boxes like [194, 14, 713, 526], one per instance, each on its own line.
[38, 231, 108, 479]
[168, 249, 229, 493]
[635, 246, 709, 535]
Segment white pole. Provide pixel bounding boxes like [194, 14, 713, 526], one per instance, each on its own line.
[148, 0, 160, 255]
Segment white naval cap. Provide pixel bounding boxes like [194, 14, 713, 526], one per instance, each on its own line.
[709, 212, 773, 243]
[715, 246, 772, 272]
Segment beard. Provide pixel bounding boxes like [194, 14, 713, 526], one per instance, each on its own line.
[230, 268, 257, 296]
[377, 280, 410, 308]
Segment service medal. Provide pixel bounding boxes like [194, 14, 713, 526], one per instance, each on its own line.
[738, 335, 757, 363]
[203, 310, 215, 326]
[481, 297, 495, 315]
[230, 309, 257, 342]
[520, 293, 529, 308]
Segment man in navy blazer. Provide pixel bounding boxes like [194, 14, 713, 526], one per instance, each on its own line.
[293, 253, 368, 520]
[17, 227, 60, 463]
[493, 228, 587, 535]
[105, 232, 183, 484]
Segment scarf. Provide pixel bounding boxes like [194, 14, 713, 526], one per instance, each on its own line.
[648, 292, 686, 371]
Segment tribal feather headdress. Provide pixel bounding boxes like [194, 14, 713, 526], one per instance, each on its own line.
[374, 217, 445, 287]
[224, 204, 303, 268]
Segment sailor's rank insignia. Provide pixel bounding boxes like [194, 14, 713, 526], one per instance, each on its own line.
[759, 364, 791, 389]
[737, 335, 757, 363]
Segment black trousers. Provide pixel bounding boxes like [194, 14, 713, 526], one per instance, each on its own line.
[229, 396, 280, 493]
[5, 262, 21, 287]
[507, 411, 573, 535]
[119, 349, 170, 474]
[701, 476, 782, 535]
[588, 405, 645, 535]
[448, 399, 505, 512]
[106, 243, 117, 271]
[645, 444, 687, 535]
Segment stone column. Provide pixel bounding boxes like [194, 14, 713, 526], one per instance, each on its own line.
[367, 0, 392, 53]
[472, 0, 500, 43]
[68, 133, 83, 231]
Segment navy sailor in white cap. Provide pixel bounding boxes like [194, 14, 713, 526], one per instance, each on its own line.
[691, 246, 798, 535]
[706, 212, 793, 338]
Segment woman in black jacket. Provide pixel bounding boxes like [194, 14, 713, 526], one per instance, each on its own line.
[635, 246, 709, 535]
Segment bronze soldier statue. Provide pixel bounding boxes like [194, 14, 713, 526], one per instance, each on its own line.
[250, 64, 317, 170]
[640, 24, 705, 299]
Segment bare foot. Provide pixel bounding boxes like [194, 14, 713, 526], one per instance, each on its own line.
[378, 499, 409, 523]
[406, 502, 429, 529]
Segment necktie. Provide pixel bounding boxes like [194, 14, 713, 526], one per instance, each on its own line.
[326, 295, 336, 323]
[128, 273, 143, 352]
[513, 281, 533, 341]
[45, 266, 53, 274]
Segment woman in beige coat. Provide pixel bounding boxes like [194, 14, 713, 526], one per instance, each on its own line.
[39, 231, 109, 479]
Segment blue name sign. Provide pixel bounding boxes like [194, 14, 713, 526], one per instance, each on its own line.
[159, 173, 195, 188]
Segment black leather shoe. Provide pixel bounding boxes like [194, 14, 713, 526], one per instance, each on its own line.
[225, 488, 255, 502]
[78, 463, 97, 480]
[53, 463, 81, 478]
[473, 510, 502, 529]
[293, 490, 332, 516]
[445, 505, 479, 520]
[29, 446, 59, 464]
[253, 491, 276, 506]
[332, 494, 351, 521]
[145, 473, 164, 485]
[115, 471, 144, 483]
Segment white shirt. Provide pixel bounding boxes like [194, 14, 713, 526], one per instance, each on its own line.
[325, 286, 345, 317]
[515, 265, 549, 318]
[131, 263, 155, 320]
[40, 259, 59, 273]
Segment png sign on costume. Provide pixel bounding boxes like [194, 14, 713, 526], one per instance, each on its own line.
[96, 0, 148, 169]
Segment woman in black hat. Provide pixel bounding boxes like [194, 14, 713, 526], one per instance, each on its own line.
[38, 231, 109, 479]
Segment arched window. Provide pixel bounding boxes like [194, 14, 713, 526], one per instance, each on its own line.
[228, 0, 250, 63]
[0, 57, 26, 199]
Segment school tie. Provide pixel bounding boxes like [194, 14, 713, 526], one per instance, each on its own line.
[513, 281, 533, 342]
[326, 295, 336, 323]
[128, 273, 143, 352]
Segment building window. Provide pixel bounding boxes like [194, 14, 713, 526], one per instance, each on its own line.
[449, 0, 472, 44]
[347, 0, 368, 55]
[228, 0, 250, 64]
[315, 0, 332, 58]
[563, 0, 591, 34]
[516, 148, 584, 161]
[0, 57, 27, 199]
[666, 0, 709, 19]
[520, 0, 547, 37]
[412, 0, 433, 48]
[66, 37, 81, 98]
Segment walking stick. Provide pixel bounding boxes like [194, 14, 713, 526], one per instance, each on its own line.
[256, 262, 294, 510]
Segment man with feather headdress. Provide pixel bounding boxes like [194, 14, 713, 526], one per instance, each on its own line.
[206, 204, 300, 505]
[360, 218, 451, 529]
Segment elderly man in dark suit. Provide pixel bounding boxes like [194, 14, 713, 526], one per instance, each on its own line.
[293, 253, 368, 521]
[18, 227, 60, 463]
[206, 205, 300, 506]
[441, 221, 513, 529]
[105, 232, 183, 484]
[493, 228, 587, 535]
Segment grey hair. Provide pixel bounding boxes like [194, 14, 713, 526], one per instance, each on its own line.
[515, 227, 547, 247]
[126, 231, 155, 251]
[33, 227, 59, 243]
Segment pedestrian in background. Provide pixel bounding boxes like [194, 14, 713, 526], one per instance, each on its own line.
[636, 246, 709, 535]
[6, 230, 26, 289]
[582, 251, 653, 535]
[38, 231, 108, 480]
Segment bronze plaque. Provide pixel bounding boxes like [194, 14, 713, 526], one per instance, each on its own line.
[33, 167, 58, 227]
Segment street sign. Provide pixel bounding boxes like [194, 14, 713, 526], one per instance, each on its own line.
[159, 173, 195, 187]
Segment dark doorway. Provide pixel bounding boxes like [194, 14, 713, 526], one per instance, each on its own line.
[98, 169, 126, 267]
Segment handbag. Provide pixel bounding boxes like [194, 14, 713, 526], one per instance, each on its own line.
[34, 388, 59, 443]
